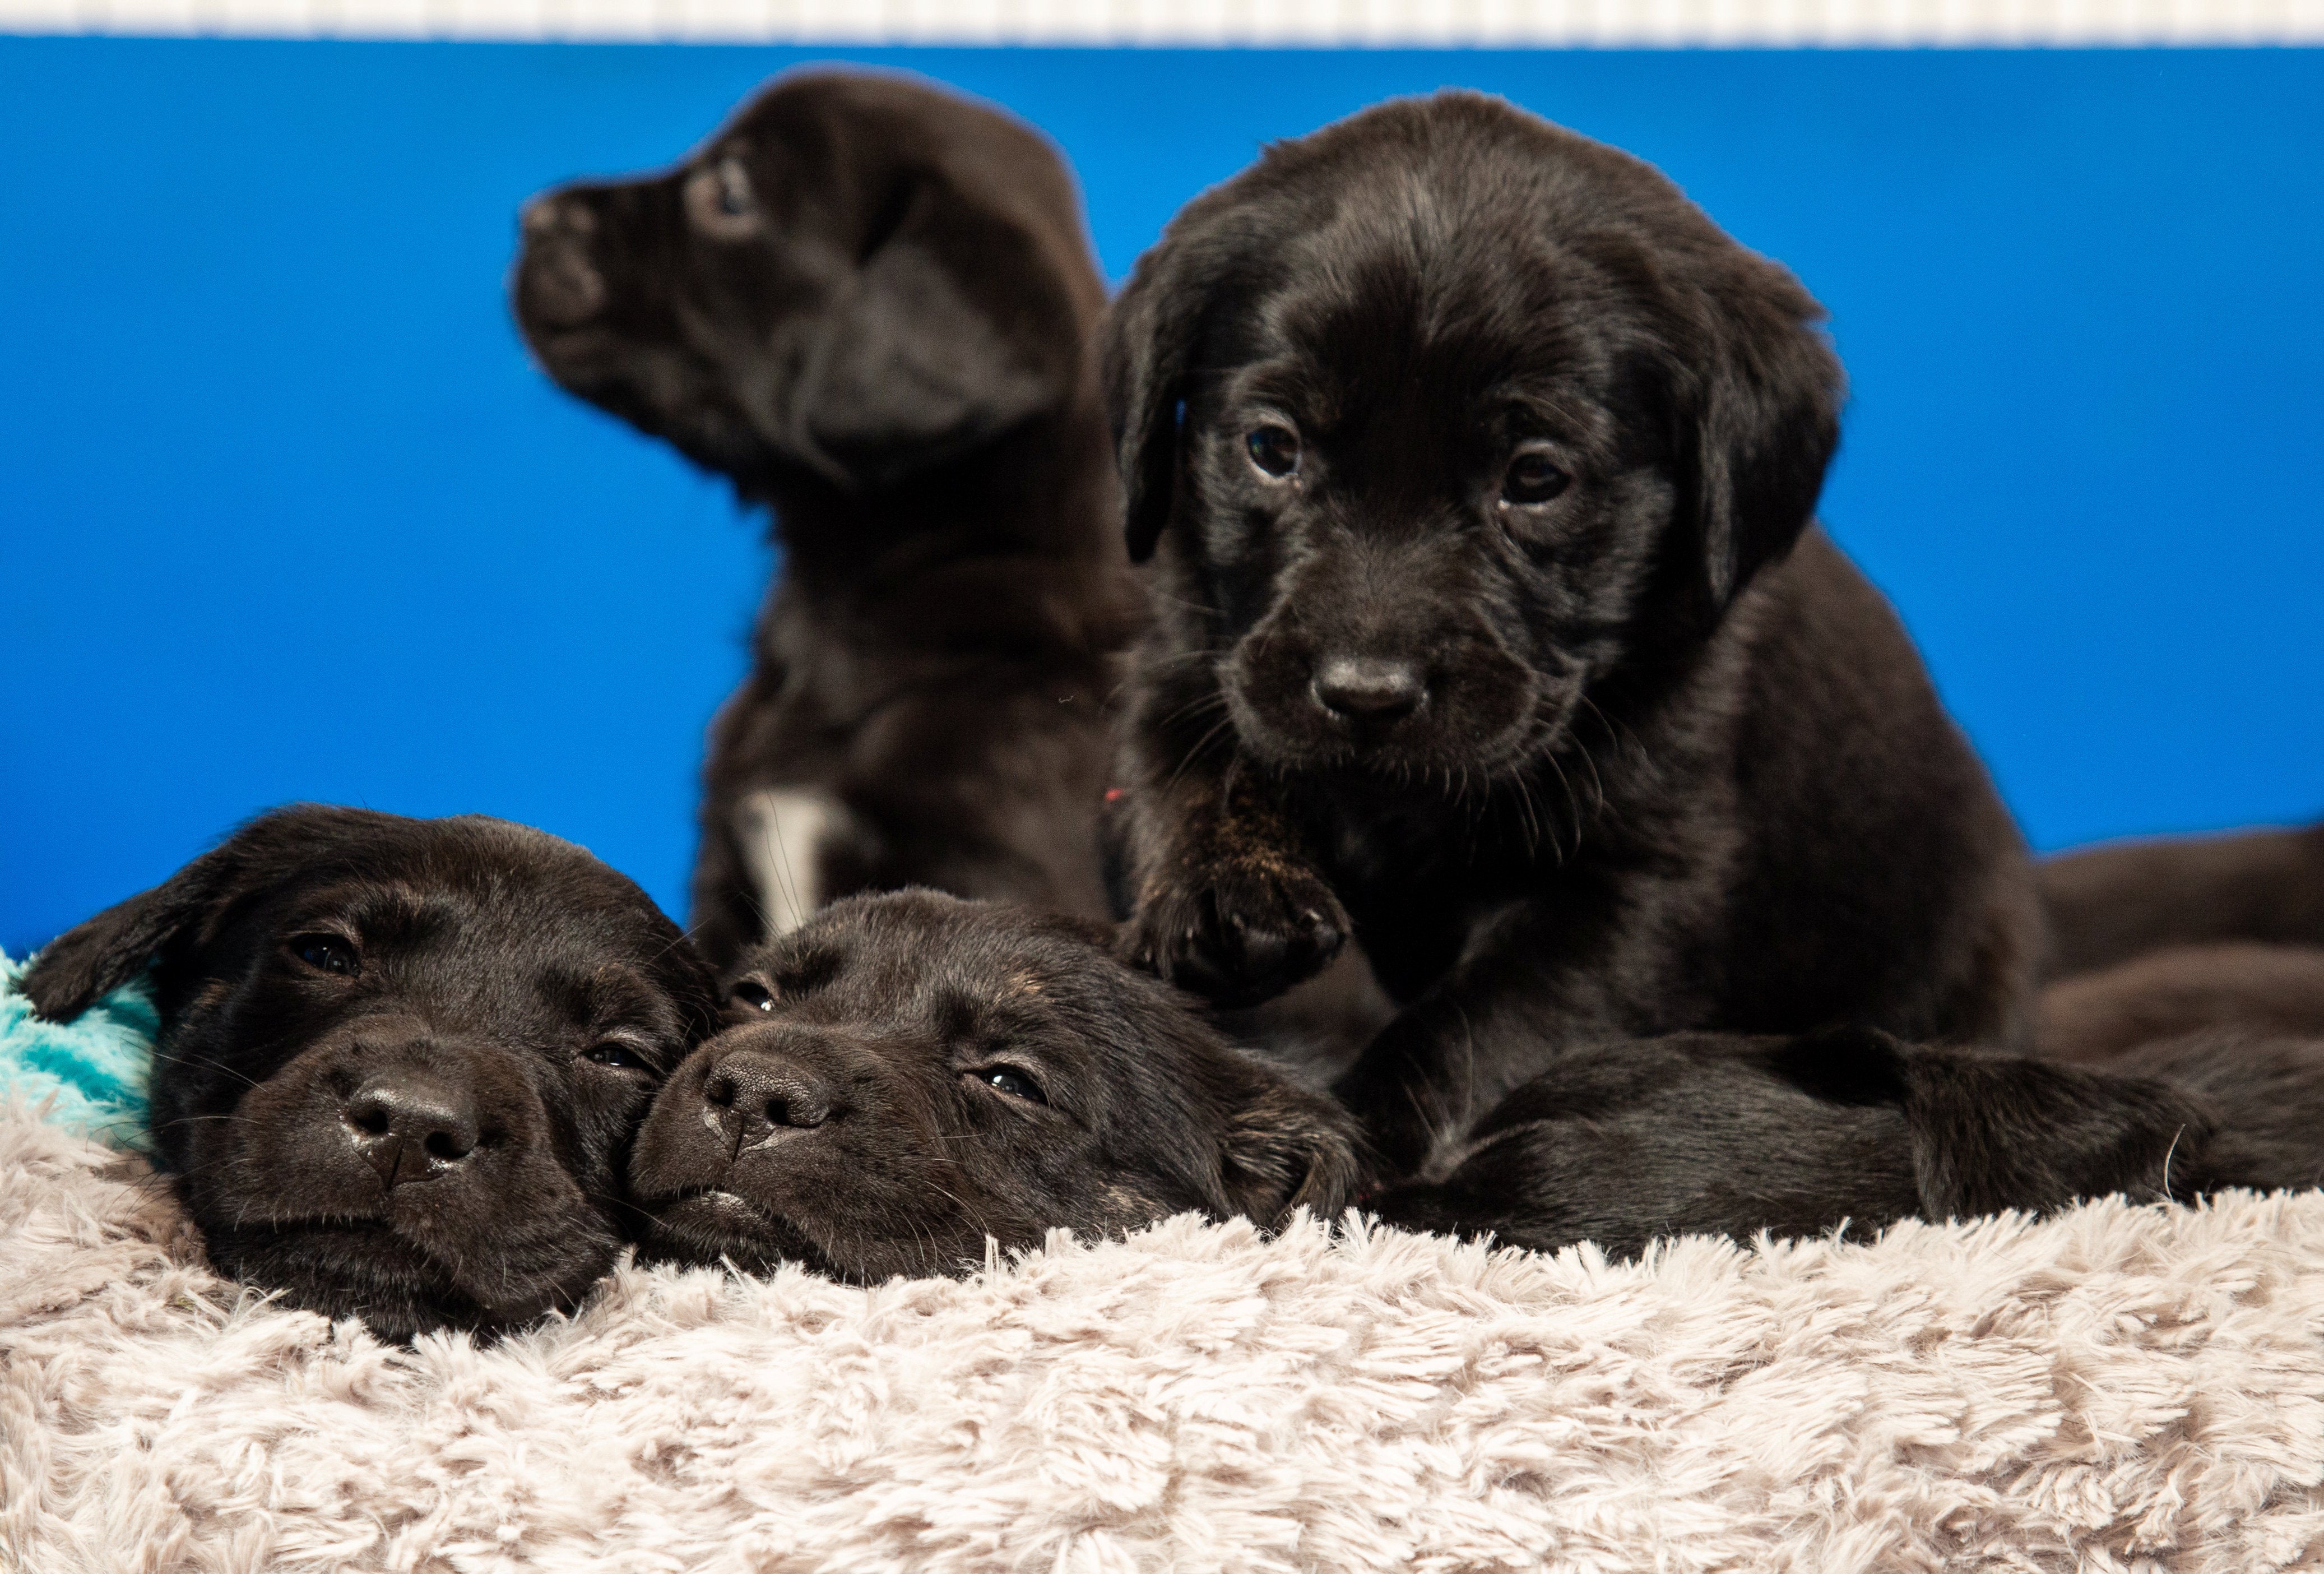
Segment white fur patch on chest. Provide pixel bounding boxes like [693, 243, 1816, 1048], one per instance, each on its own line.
[734, 787, 843, 940]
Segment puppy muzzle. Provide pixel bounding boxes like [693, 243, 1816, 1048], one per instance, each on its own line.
[221, 1020, 549, 1223]
[517, 196, 607, 328]
[344, 1062, 481, 1191]
[632, 1022, 865, 1196]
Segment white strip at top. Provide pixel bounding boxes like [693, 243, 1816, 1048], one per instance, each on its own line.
[7, 0, 2322, 42]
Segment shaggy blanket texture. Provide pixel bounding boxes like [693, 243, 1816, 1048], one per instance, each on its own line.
[4, 1107, 2323, 1573]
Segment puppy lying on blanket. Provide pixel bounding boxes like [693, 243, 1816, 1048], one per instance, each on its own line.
[626, 892, 2319, 1276]
[627, 890, 1360, 1280]
[2039, 819, 2324, 980]
[513, 70, 1142, 970]
[1101, 90, 2039, 1175]
[1374, 1026, 2324, 1258]
[21, 807, 721, 1340]
[2040, 942, 2324, 1062]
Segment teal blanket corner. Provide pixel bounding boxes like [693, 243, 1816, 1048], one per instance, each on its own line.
[0, 950, 156, 1152]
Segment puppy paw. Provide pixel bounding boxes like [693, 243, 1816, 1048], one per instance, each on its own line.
[1126, 860, 1349, 1008]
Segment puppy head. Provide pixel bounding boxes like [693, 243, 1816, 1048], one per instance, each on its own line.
[628, 890, 1360, 1281]
[23, 806, 721, 1341]
[513, 70, 1102, 497]
[1103, 91, 1840, 781]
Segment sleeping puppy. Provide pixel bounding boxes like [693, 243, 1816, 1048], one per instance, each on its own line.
[1370, 1026, 2324, 1259]
[625, 890, 1360, 1281]
[20, 807, 721, 1341]
[2040, 820, 2324, 980]
[2038, 942, 2324, 1063]
[1101, 90, 2039, 1174]
[625, 896, 2314, 1279]
[512, 70, 1143, 970]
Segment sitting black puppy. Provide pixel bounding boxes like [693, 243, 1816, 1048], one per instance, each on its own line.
[1374, 1026, 2324, 1259]
[21, 806, 721, 1341]
[626, 890, 1360, 1281]
[1100, 90, 2041, 1175]
[513, 70, 1143, 970]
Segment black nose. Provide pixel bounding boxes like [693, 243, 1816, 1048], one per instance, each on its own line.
[702, 1047, 834, 1152]
[517, 196, 605, 327]
[1311, 656, 1426, 722]
[345, 1068, 480, 1189]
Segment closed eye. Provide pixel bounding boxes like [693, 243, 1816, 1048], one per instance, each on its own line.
[585, 1040, 656, 1073]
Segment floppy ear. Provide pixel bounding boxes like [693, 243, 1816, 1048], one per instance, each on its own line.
[1216, 1079, 1365, 1229]
[794, 182, 1061, 490]
[1100, 220, 1222, 564]
[20, 849, 240, 1023]
[1898, 1047, 2214, 1219]
[1676, 252, 1844, 611]
[20, 804, 383, 1024]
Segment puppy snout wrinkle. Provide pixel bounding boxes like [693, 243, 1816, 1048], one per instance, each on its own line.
[1312, 656, 1426, 722]
[344, 1066, 481, 1189]
[703, 1047, 834, 1151]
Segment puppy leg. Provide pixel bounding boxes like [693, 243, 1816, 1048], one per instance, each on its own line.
[1332, 984, 1553, 1180]
[1115, 761, 1350, 1009]
[1330, 932, 1646, 1179]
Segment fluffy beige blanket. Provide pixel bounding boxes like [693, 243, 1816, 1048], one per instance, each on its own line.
[4, 1105, 2322, 1573]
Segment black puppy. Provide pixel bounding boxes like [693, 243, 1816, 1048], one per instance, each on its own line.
[2040, 820, 2324, 980]
[1374, 1026, 2324, 1258]
[21, 807, 721, 1341]
[513, 70, 1143, 970]
[623, 897, 2314, 1278]
[2038, 942, 2324, 1063]
[1101, 91, 2039, 1173]
[626, 890, 1360, 1281]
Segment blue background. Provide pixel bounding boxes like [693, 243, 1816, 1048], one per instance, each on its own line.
[4, 41, 2320, 952]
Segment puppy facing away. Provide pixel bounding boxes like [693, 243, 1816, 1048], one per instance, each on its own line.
[2039, 820, 2324, 980]
[1371, 1026, 2324, 1260]
[627, 891, 1360, 1281]
[1100, 90, 2040, 1173]
[21, 807, 722, 1341]
[2038, 942, 2324, 1063]
[513, 70, 1144, 970]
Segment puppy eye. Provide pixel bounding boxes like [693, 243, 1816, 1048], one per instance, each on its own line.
[1245, 424, 1301, 480]
[730, 979, 777, 1012]
[288, 936, 358, 977]
[686, 155, 760, 236]
[586, 1042, 652, 1071]
[1500, 452, 1571, 506]
[713, 158, 754, 217]
[973, 1066, 1047, 1105]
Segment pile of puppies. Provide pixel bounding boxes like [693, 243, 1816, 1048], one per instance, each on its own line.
[26, 72, 2324, 1341]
